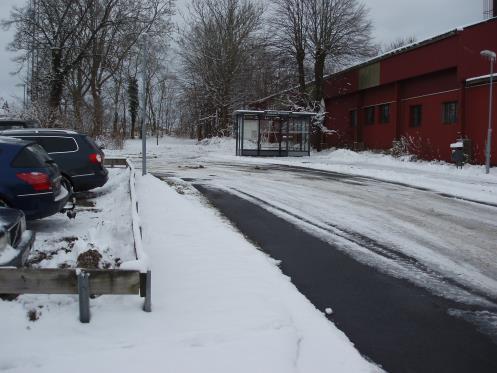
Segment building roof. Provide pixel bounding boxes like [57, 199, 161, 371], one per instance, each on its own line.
[250, 17, 497, 106]
[234, 110, 316, 117]
[323, 17, 496, 82]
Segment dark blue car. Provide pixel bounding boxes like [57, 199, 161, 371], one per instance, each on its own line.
[0, 136, 70, 220]
[0, 129, 108, 192]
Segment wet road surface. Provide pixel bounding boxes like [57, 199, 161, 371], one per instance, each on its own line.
[195, 184, 497, 372]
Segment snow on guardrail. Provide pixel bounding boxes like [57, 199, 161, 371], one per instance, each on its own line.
[119, 159, 149, 273]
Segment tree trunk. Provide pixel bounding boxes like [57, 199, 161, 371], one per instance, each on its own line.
[130, 114, 136, 139]
[313, 50, 327, 151]
[313, 49, 326, 102]
[296, 49, 306, 98]
[90, 81, 104, 137]
[122, 100, 127, 138]
[48, 48, 64, 121]
[71, 89, 84, 131]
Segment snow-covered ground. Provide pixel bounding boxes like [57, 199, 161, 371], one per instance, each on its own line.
[26, 169, 136, 270]
[115, 136, 497, 205]
[111, 136, 497, 335]
[3, 135, 497, 372]
[0, 154, 380, 372]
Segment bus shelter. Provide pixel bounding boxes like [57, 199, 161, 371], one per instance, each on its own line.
[234, 110, 314, 157]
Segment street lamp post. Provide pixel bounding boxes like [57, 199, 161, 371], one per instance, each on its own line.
[141, 33, 149, 176]
[480, 49, 496, 174]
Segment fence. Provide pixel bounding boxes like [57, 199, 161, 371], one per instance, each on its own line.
[0, 158, 151, 323]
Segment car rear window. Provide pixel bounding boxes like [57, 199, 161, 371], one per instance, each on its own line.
[84, 135, 101, 151]
[11, 144, 52, 168]
[40, 137, 78, 153]
[18, 136, 78, 153]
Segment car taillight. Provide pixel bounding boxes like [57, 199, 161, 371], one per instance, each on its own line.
[89, 153, 102, 164]
[16, 172, 52, 192]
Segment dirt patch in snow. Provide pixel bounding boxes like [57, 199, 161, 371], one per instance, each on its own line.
[77, 249, 103, 269]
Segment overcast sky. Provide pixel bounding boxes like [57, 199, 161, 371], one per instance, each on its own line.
[0, 0, 485, 104]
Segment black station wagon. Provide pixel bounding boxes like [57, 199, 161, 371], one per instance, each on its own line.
[0, 129, 108, 193]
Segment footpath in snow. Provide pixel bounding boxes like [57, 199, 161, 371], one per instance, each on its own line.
[0, 164, 379, 372]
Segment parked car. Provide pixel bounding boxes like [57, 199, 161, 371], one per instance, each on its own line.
[0, 207, 35, 266]
[0, 119, 40, 130]
[0, 136, 70, 220]
[0, 129, 108, 192]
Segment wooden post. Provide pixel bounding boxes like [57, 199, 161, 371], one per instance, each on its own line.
[143, 270, 152, 312]
[78, 271, 91, 323]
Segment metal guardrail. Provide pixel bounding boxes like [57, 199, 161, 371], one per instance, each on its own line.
[0, 158, 151, 323]
[104, 157, 128, 168]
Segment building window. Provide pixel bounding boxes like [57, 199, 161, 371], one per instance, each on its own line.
[365, 106, 375, 125]
[442, 101, 457, 124]
[349, 110, 357, 128]
[379, 104, 390, 124]
[410, 105, 422, 127]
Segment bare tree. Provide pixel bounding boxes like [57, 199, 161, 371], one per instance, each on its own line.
[306, 0, 376, 102]
[3, 0, 174, 140]
[272, 0, 308, 97]
[269, 0, 376, 105]
[83, 0, 174, 136]
[178, 0, 264, 136]
[380, 35, 417, 54]
[4, 0, 118, 118]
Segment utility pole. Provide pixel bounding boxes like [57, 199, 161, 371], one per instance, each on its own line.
[481, 50, 496, 174]
[141, 33, 149, 176]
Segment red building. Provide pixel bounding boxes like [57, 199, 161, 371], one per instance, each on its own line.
[323, 17, 497, 164]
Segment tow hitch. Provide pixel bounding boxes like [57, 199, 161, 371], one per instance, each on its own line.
[61, 196, 77, 219]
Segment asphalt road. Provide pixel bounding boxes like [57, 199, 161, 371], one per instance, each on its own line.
[146, 159, 497, 371]
[194, 184, 497, 372]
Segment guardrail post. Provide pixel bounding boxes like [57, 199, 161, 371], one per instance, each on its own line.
[78, 271, 91, 323]
[143, 270, 152, 312]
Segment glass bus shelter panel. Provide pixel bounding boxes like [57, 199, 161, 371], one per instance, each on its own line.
[242, 118, 258, 150]
[236, 116, 242, 154]
[287, 118, 309, 152]
[302, 120, 310, 152]
[259, 119, 282, 150]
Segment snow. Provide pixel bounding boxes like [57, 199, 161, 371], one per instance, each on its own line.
[108, 137, 497, 328]
[0, 150, 380, 372]
[466, 72, 497, 83]
[450, 141, 463, 149]
[27, 169, 136, 270]
[110, 136, 497, 206]
[3, 133, 497, 371]
[120, 161, 148, 273]
[135, 173, 379, 372]
[0, 244, 17, 265]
